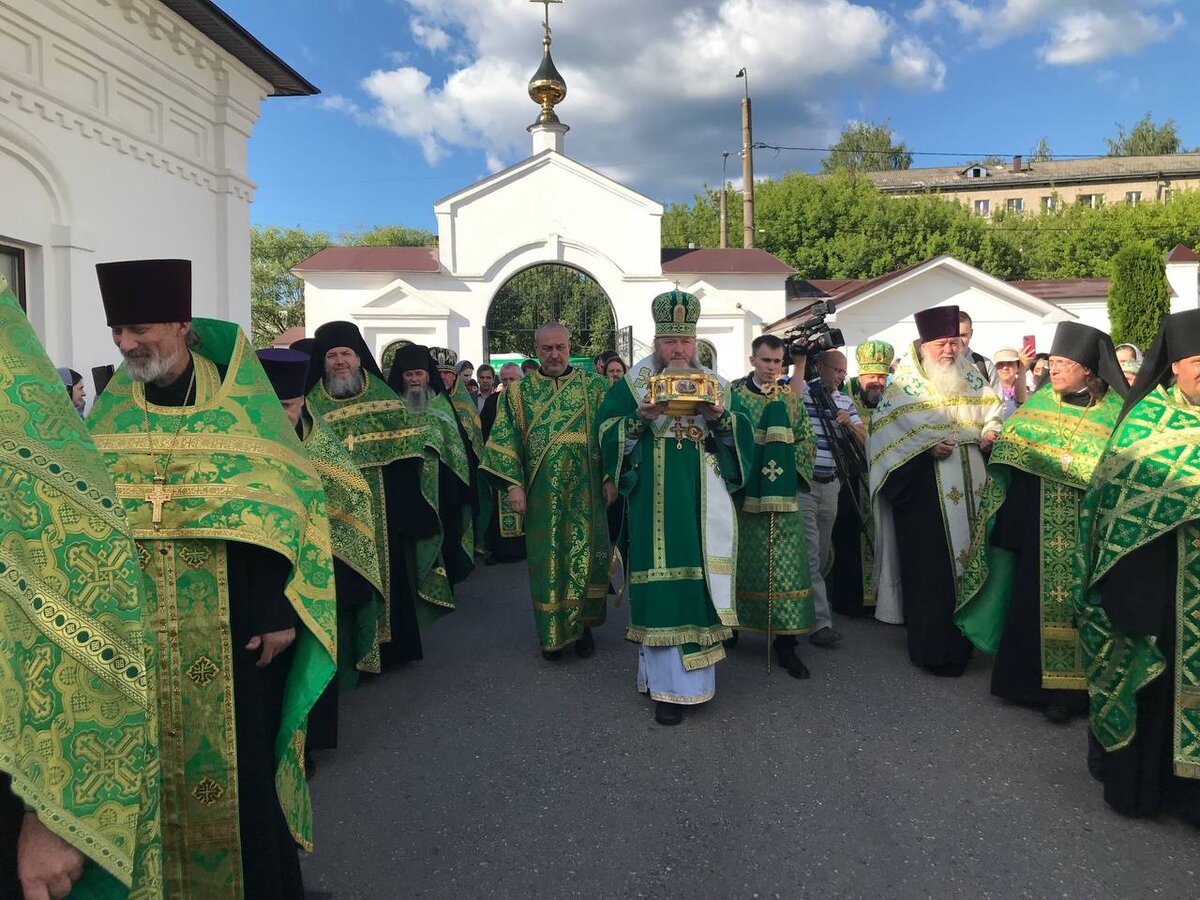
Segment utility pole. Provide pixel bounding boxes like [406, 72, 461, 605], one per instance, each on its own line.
[736, 68, 754, 248]
[719, 151, 729, 249]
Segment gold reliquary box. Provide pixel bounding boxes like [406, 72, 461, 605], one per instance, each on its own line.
[649, 368, 720, 416]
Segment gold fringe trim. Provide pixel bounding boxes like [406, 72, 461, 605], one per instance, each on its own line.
[741, 498, 799, 514]
[682, 643, 726, 670]
[1042, 675, 1087, 690]
[625, 624, 732, 647]
[638, 685, 715, 705]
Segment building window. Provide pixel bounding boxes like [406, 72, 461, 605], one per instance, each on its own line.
[1006, 198, 1024, 213]
[965, 166, 988, 179]
[973, 199, 991, 217]
[1125, 191, 1142, 205]
[0, 246, 25, 311]
[1077, 193, 1103, 209]
[1041, 196, 1058, 211]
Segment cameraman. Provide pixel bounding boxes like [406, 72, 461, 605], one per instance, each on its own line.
[787, 346, 863, 646]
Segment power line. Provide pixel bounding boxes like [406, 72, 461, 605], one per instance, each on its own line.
[751, 142, 1096, 160]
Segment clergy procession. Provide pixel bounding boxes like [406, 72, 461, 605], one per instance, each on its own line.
[1, 256, 1198, 898]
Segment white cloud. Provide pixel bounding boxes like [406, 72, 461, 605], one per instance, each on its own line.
[326, 0, 946, 195]
[915, 0, 1185, 65]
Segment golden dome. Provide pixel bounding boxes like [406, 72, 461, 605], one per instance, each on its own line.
[528, 36, 566, 125]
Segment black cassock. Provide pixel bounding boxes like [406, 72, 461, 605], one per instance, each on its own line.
[307, 560, 374, 752]
[380, 457, 436, 668]
[881, 451, 974, 671]
[986, 468, 1087, 712]
[1094, 535, 1200, 824]
[829, 476, 870, 617]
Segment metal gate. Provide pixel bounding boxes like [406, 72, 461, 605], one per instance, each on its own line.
[483, 263, 617, 360]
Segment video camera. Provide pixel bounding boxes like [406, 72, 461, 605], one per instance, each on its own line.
[782, 300, 845, 358]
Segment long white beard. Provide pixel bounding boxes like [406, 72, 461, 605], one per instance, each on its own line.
[921, 353, 971, 397]
[125, 347, 183, 384]
[405, 386, 430, 411]
[652, 350, 702, 373]
[325, 371, 363, 399]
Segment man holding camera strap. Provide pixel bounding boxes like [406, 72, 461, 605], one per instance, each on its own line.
[789, 345, 865, 647]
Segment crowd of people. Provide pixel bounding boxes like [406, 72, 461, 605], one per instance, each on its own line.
[1, 259, 1197, 897]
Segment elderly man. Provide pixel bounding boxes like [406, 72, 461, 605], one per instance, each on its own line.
[306, 321, 432, 667]
[480, 362, 527, 564]
[597, 292, 753, 725]
[258, 348, 385, 755]
[869, 306, 1003, 676]
[831, 340, 895, 617]
[387, 344, 475, 602]
[791, 347, 864, 646]
[1079, 309, 1200, 825]
[481, 324, 611, 659]
[957, 323, 1127, 723]
[0, 278, 159, 899]
[729, 335, 817, 678]
[88, 259, 336, 896]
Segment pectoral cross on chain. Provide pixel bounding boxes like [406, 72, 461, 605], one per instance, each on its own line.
[670, 419, 689, 450]
[344, 430, 356, 452]
[145, 476, 171, 530]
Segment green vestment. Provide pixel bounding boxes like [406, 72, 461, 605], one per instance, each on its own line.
[447, 379, 490, 554]
[480, 369, 610, 650]
[597, 360, 754, 670]
[730, 381, 816, 635]
[956, 387, 1123, 690]
[845, 380, 879, 609]
[307, 374, 424, 642]
[1078, 386, 1200, 780]
[302, 411, 385, 686]
[89, 321, 337, 897]
[0, 286, 162, 898]
[405, 391, 474, 621]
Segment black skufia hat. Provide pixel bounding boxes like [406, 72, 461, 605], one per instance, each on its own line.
[386, 344, 444, 395]
[305, 321, 385, 393]
[256, 348, 311, 400]
[914, 305, 959, 343]
[1049, 322, 1128, 398]
[1120, 308, 1200, 422]
[96, 259, 191, 326]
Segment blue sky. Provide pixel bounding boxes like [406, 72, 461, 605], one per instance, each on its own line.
[220, 0, 1198, 237]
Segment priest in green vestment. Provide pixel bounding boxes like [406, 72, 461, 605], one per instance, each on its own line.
[1078, 308, 1200, 825]
[258, 348, 385, 754]
[956, 322, 1127, 723]
[88, 259, 337, 899]
[729, 334, 817, 678]
[305, 321, 432, 668]
[868, 306, 1003, 676]
[830, 340, 894, 618]
[387, 345, 475, 607]
[431, 346, 488, 556]
[0, 279, 162, 899]
[597, 291, 754, 726]
[480, 323, 611, 659]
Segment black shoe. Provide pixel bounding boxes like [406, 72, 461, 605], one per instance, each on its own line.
[655, 701, 683, 726]
[808, 626, 843, 647]
[925, 662, 968, 677]
[541, 648, 562, 661]
[1044, 701, 1073, 724]
[778, 650, 811, 679]
[575, 626, 595, 658]
[723, 630, 740, 649]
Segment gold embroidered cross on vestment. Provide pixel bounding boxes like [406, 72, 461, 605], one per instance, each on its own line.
[762, 460, 784, 483]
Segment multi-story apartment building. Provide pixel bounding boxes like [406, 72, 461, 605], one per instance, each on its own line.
[865, 153, 1200, 216]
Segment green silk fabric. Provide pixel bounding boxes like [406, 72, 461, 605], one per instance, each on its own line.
[302, 412, 385, 683]
[408, 392, 473, 622]
[307, 373, 423, 640]
[0, 287, 162, 897]
[957, 387, 1123, 691]
[1078, 386, 1200, 776]
[597, 373, 753, 669]
[88, 319, 337, 880]
[480, 369, 611, 650]
[446, 379, 489, 553]
[731, 383, 815, 635]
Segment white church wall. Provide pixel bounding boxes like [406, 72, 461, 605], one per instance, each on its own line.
[0, 0, 268, 380]
[1166, 260, 1200, 314]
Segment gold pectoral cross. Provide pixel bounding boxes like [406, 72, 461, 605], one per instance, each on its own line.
[1059, 451, 1073, 472]
[145, 476, 171, 529]
[344, 430, 356, 452]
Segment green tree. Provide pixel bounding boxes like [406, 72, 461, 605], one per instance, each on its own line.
[1029, 136, 1052, 161]
[820, 120, 913, 174]
[1107, 241, 1171, 348]
[486, 264, 614, 358]
[342, 224, 437, 247]
[250, 225, 330, 347]
[1105, 112, 1183, 156]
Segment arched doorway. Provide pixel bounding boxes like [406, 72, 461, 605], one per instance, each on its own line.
[697, 339, 717, 370]
[380, 338, 412, 380]
[484, 263, 628, 361]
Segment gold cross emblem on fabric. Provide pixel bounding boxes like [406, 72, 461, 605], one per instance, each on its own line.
[669, 418, 704, 450]
[1048, 587, 1072, 605]
[762, 460, 784, 483]
[343, 430, 356, 452]
[1048, 534, 1074, 553]
[145, 476, 171, 529]
[945, 486, 964, 505]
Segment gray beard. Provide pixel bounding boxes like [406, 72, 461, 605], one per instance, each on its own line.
[405, 386, 430, 411]
[652, 350, 702, 373]
[125, 348, 182, 384]
[325, 371, 363, 399]
[921, 353, 970, 397]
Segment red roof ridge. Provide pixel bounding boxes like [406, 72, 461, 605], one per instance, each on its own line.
[293, 246, 440, 273]
[661, 247, 795, 276]
[1166, 243, 1200, 263]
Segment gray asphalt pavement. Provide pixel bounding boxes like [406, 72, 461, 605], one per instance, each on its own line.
[301, 560, 1196, 900]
